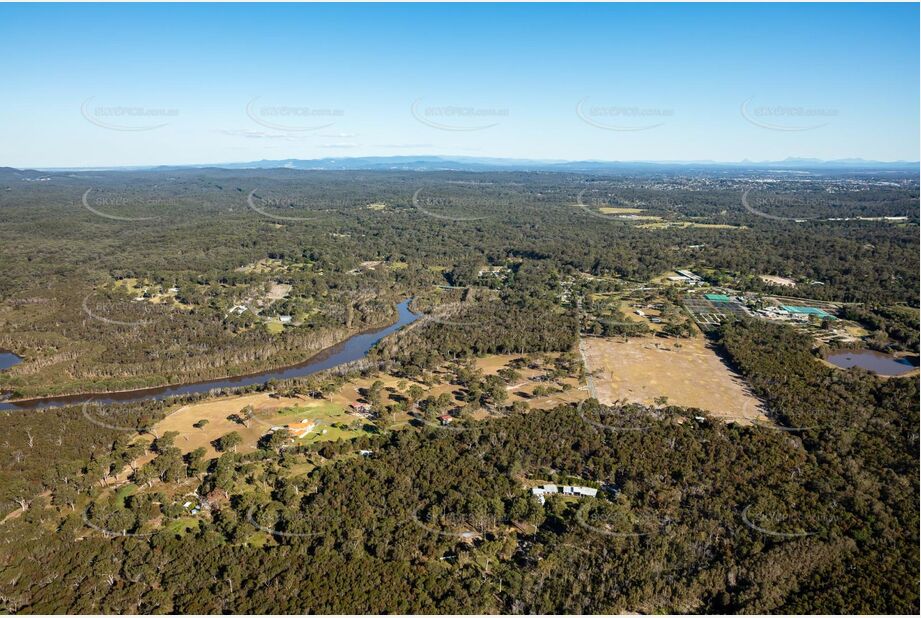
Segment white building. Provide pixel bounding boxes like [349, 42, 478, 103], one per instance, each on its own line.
[531, 484, 599, 505]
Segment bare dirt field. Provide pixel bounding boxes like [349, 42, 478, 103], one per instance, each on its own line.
[153, 393, 313, 459]
[581, 335, 767, 424]
[759, 274, 797, 288]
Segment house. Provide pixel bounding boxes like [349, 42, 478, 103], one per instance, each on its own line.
[531, 484, 598, 505]
[285, 419, 316, 438]
[438, 414, 454, 426]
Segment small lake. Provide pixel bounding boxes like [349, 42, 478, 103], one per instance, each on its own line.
[0, 351, 22, 372]
[0, 299, 420, 411]
[825, 349, 919, 377]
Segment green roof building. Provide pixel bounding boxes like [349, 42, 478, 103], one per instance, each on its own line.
[781, 305, 836, 320]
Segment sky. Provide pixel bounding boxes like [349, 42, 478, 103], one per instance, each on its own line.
[1, 2, 918, 168]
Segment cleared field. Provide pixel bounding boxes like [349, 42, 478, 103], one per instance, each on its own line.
[234, 258, 286, 274]
[149, 353, 583, 461]
[581, 335, 767, 424]
[598, 206, 644, 214]
[759, 274, 797, 288]
[265, 282, 292, 301]
[152, 393, 346, 459]
[472, 354, 583, 409]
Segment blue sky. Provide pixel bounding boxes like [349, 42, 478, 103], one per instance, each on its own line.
[1, 3, 918, 167]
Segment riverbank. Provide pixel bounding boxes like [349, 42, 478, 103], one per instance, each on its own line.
[0, 300, 419, 411]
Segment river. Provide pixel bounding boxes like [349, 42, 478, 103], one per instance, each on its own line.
[0, 299, 420, 411]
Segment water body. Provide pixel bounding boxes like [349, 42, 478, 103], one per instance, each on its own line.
[0, 300, 420, 411]
[825, 349, 919, 377]
[0, 351, 22, 372]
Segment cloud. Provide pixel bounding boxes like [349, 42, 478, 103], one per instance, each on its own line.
[218, 129, 307, 141]
[374, 143, 435, 149]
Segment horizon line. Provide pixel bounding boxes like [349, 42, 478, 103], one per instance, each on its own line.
[14, 154, 921, 173]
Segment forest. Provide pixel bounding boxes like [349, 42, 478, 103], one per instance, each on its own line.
[0, 315, 916, 613]
[0, 166, 917, 614]
[0, 167, 917, 398]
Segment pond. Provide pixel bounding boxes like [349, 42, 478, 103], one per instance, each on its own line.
[0, 351, 22, 372]
[825, 349, 919, 377]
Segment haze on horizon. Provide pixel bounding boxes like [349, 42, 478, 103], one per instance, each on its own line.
[1, 3, 918, 168]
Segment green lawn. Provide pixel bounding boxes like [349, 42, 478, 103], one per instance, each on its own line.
[114, 483, 138, 508]
[164, 517, 200, 536]
[269, 402, 372, 444]
[264, 320, 285, 334]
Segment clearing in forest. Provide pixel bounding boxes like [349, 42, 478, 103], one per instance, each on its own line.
[581, 335, 767, 424]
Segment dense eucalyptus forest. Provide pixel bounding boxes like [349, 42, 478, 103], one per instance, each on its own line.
[1, 167, 917, 397]
[0, 166, 917, 613]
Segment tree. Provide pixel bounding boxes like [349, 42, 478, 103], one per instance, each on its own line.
[260, 429, 291, 453]
[406, 385, 425, 409]
[187, 447, 209, 476]
[217, 432, 243, 453]
[153, 431, 179, 453]
[51, 483, 78, 511]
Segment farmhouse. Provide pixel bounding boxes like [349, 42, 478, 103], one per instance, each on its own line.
[285, 419, 316, 438]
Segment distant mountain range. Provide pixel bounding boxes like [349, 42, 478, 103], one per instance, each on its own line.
[24, 155, 921, 174]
